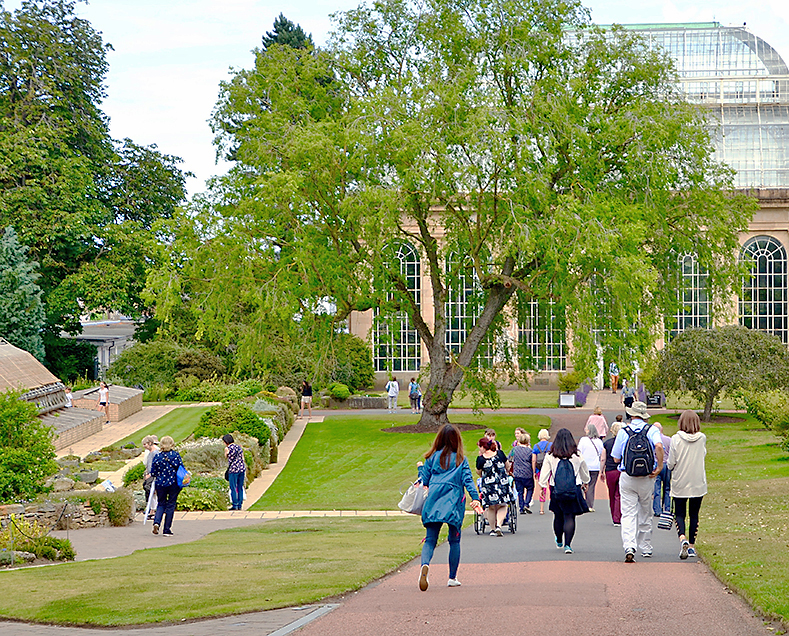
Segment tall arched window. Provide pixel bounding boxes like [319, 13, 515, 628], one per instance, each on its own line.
[373, 242, 422, 372]
[668, 253, 711, 338]
[518, 296, 566, 372]
[444, 253, 494, 367]
[740, 235, 788, 343]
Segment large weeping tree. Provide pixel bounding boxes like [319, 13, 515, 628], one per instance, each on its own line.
[173, 0, 754, 429]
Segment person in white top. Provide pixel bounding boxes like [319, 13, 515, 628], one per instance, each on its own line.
[577, 423, 604, 511]
[95, 381, 109, 422]
[385, 377, 400, 413]
[668, 410, 707, 560]
[64, 387, 73, 408]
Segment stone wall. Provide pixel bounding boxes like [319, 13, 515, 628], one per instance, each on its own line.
[0, 496, 122, 531]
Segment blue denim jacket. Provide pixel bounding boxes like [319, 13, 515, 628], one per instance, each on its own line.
[418, 451, 479, 528]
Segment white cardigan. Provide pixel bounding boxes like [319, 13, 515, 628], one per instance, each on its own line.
[668, 431, 707, 498]
[539, 453, 590, 489]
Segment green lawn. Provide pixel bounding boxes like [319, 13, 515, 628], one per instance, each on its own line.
[114, 405, 212, 448]
[0, 517, 422, 626]
[446, 389, 559, 409]
[250, 412, 550, 510]
[649, 411, 789, 624]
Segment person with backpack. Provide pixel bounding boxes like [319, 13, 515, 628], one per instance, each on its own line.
[532, 429, 552, 514]
[508, 430, 534, 514]
[408, 377, 421, 414]
[611, 401, 665, 563]
[538, 428, 590, 554]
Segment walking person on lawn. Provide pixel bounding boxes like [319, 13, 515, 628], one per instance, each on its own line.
[611, 401, 664, 562]
[669, 410, 707, 560]
[417, 424, 483, 590]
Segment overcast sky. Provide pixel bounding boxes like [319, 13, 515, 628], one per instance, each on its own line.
[6, 0, 789, 196]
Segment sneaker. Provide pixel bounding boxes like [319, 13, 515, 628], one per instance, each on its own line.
[680, 540, 689, 560]
[418, 564, 429, 591]
[588, 508, 595, 512]
[555, 538, 563, 549]
[447, 578, 462, 587]
[490, 530, 497, 536]
[687, 547, 697, 558]
[613, 522, 621, 527]
[152, 523, 159, 535]
[162, 532, 174, 536]
[524, 507, 532, 514]
[641, 550, 653, 558]
[625, 548, 635, 563]
[495, 526, 503, 537]
[564, 545, 573, 554]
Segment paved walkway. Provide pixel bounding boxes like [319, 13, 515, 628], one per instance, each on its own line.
[2, 394, 773, 636]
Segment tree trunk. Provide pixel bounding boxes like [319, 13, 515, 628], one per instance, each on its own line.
[702, 393, 715, 421]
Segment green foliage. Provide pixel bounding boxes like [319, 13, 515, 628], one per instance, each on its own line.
[0, 0, 188, 338]
[108, 340, 225, 389]
[122, 462, 146, 487]
[176, 487, 229, 511]
[330, 334, 374, 392]
[177, 438, 227, 472]
[0, 227, 46, 359]
[42, 334, 97, 382]
[650, 326, 789, 420]
[0, 390, 58, 503]
[194, 403, 270, 447]
[326, 382, 351, 400]
[251, 398, 293, 442]
[557, 371, 583, 393]
[84, 489, 134, 526]
[261, 13, 313, 51]
[738, 390, 789, 452]
[187, 474, 228, 492]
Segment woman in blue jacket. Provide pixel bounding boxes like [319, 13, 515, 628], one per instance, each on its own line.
[416, 424, 483, 591]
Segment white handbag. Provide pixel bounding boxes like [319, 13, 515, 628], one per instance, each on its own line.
[398, 480, 426, 515]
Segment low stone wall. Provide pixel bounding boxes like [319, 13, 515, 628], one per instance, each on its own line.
[347, 396, 387, 409]
[0, 496, 116, 531]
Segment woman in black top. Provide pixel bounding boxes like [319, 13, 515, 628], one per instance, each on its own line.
[476, 437, 512, 536]
[599, 420, 622, 525]
[300, 380, 313, 418]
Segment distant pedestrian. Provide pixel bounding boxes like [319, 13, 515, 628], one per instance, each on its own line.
[599, 421, 622, 525]
[417, 424, 483, 590]
[476, 437, 513, 536]
[539, 428, 590, 554]
[508, 430, 534, 514]
[64, 386, 73, 408]
[223, 433, 247, 511]
[149, 435, 186, 537]
[408, 377, 421, 414]
[299, 380, 313, 418]
[385, 376, 399, 413]
[95, 381, 109, 422]
[577, 423, 604, 511]
[532, 429, 552, 514]
[483, 428, 502, 451]
[586, 406, 608, 439]
[142, 435, 160, 519]
[621, 379, 636, 412]
[652, 422, 672, 516]
[669, 410, 707, 560]
[609, 361, 620, 393]
[611, 401, 664, 562]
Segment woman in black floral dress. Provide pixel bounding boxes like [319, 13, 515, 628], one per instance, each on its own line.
[476, 437, 513, 536]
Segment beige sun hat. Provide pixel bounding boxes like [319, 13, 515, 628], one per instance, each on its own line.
[625, 401, 650, 419]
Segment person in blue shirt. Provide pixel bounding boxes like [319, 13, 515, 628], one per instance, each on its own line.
[611, 402, 664, 562]
[416, 424, 483, 591]
[150, 435, 186, 537]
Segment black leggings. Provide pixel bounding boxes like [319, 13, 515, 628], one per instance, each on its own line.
[673, 496, 704, 544]
[553, 510, 576, 547]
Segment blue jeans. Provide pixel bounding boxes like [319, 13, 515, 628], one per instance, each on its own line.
[229, 471, 245, 510]
[513, 477, 534, 511]
[154, 483, 181, 534]
[421, 522, 461, 579]
[653, 465, 671, 515]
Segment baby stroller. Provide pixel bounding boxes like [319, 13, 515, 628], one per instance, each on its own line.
[474, 476, 518, 534]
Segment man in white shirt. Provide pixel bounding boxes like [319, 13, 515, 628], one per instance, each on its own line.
[385, 377, 400, 413]
[611, 401, 664, 562]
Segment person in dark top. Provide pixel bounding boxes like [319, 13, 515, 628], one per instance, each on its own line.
[150, 435, 186, 536]
[300, 380, 313, 418]
[599, 420, 623, 525]
[508, 430, 534, 514]
[223, 433, 247, 511]
[476, 437, 512, 536]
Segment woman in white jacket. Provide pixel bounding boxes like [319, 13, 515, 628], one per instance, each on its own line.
[668, 410, 707, 560]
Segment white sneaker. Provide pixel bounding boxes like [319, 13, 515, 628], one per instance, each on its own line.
[447, 578, 462, 587]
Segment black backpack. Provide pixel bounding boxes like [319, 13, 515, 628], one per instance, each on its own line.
[623, 424, 655, 477]
[534, 442, 548, 471]
[553, 458, 577, 501]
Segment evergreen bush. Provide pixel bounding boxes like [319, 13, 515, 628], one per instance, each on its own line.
[194, 403, 271, 447]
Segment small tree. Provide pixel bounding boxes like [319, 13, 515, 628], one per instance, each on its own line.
[0, 226, 45, 360]
[650, 326, 789, 420]
[0, 390, 58, 503]
[739, 390, 789, 452]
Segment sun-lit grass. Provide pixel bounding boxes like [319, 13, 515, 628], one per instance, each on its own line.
[114, 405, 211, 447]
[650, 411, 789, 623]
[663, 392, 742, 412]
[250, 412, 550, 510]
[447, 389, 560, 409]
[0, 517, 423, 626]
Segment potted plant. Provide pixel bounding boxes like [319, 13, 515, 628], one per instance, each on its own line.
[557, 371, 582, 407]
